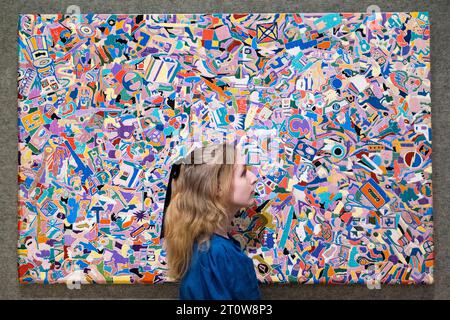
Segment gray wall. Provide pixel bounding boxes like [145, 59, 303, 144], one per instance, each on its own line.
[1, 0, 449, 299]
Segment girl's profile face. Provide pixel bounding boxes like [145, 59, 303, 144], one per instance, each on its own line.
[229, 145, 258, 211]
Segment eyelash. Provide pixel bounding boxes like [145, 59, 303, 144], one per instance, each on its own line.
[241, 166, 247, 177]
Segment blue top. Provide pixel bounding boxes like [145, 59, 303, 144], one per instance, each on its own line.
[179, 233, 261, 300]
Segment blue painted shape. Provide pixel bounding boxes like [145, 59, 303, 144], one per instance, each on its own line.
[67, 197, 79, 224]
[279, 207, 294, 249]
[314, 13, 342, 33]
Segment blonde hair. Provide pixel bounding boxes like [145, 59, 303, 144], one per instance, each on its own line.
[163, 142, 238, 281]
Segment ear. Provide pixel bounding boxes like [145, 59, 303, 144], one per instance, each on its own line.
[217, 182, 228, 198]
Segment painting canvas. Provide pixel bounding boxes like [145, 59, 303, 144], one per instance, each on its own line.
[17, 12, 432, 284]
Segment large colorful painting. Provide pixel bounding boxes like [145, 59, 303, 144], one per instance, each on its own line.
[17, 12, 432, 284]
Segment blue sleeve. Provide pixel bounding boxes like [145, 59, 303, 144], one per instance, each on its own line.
[180, 241, 260, 300]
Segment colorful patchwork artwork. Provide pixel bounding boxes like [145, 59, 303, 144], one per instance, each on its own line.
[17, 13, 432, 284]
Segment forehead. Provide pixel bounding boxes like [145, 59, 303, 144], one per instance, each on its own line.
[234, 145, 246, 165]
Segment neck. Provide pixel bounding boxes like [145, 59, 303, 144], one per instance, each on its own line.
[214, 225, 229, 238]
[214, 206, 240, 238]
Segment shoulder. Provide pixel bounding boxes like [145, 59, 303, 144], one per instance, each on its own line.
[182, 234, 261, 300]
[195, 235, 242, 270]
[198, 235, 236, 257]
